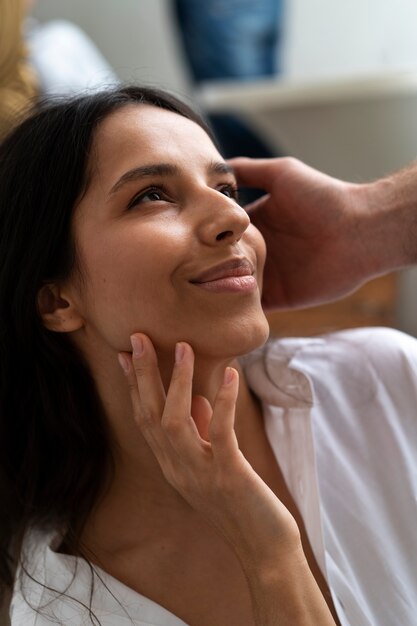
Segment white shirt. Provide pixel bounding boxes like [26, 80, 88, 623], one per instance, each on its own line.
[10, 327, 417, 625]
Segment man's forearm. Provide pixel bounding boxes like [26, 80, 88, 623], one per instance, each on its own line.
[361, 163, 417, 276]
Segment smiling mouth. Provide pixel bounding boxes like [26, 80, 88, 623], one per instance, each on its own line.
[191, 275, 257, 293]
[190, 257, 254, 282]
[190, 258, 257, 293]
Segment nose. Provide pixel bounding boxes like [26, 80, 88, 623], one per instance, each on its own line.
[195, 189, 251, 246]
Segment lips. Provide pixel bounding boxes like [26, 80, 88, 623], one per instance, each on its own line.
[190, 258, 254, 283]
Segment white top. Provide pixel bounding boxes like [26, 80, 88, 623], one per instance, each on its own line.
[10, 327, 417, 625]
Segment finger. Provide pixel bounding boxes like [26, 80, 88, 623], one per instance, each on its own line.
[130, 333, 166, 420]
[120, 334, 168, 460]
[191, 395, 213, 442]
[243, 193, 271, 215]
[209, 367, 240, 460]
[119, 349, 189, 490]
[161, 342, 204, 456]
[228, 156, 281, 190]
[118, 351, 143, 421]
[118, 351, 164, 452]
[119, 347, 187, 483]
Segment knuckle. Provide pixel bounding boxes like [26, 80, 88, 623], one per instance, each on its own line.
[282, 155, 298, 168]
[132, 359, 153, 377]
[127, 380, 138, 395]
[161, 463, 189, 495]
[161, 413, 182, 436]
[208, 424, 224, 442]
[136, 406, 154, 429]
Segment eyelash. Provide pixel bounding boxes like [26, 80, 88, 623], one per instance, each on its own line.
[127, 186, 168, 210]
[127, 183, 240, 210]
[219, 183, 240, 203]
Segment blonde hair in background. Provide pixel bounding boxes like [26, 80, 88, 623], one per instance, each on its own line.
[0, 0, 38, 141]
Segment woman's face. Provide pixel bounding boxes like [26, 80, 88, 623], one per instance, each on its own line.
[69, 104, 269, 359]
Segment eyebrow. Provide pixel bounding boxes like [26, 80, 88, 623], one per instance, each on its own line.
[108, 161, 235, 195]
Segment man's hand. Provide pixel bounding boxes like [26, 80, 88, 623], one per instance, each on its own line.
[230, 157, 399, 310]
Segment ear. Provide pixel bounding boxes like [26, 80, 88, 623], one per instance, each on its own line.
[37, 283, 84, 333]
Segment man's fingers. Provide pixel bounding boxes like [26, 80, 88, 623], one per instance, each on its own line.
[229, 156, 281, 190]
[243, 193, 271, 214]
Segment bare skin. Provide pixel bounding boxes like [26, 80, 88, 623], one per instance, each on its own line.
[79, 337, 339, 626]
[230, 156, 417, 310]
[38, 105, 337, 625]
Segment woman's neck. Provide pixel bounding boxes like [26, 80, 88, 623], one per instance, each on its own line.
[78, 352, 265, 561]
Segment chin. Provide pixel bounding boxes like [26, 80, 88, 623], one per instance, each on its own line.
[240, 317, 270, 356]
[209, 313, 270, 359]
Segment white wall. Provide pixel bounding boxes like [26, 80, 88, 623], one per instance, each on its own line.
[280, 0, 417, 335]
[31, 0, 191, 95]
[30, 0, 417, 334]
[283, 0, 417, 79]
[32, 0, 417, 87]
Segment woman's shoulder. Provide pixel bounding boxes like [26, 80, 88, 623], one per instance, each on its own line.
[241, 326, 417, 412]
[262, 326, 417, 386]
[260, 327, 417, 453]
[314, 325, 417, 364]
[266, 325, 417, 365]
[286, 326, 417, 407]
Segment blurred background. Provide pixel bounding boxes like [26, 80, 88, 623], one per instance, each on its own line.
[4, 0, 417, 338]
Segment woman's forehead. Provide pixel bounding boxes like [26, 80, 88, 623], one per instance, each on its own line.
[81, 104, 223, 202]
[93, 104, 217, 162]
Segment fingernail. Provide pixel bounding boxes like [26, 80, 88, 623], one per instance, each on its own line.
[223, 367, 234, 385]
[130, 335, 144, 358]
[118, 353, 130, 374]
[175, 342, 185, 363]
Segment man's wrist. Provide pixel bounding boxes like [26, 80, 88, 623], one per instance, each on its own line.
[360, 167, 417, 274]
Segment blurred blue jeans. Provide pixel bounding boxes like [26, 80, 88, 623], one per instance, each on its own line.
[174, 0, 284, 80]
[174, 0, 284, 201]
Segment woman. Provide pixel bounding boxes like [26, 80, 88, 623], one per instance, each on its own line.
[0, 86, 416, 626]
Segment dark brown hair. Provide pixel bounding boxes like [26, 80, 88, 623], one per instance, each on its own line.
[0, 85, 214, 603]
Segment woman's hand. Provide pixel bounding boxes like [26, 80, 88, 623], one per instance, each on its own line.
[118, 334, 337, 625]
[118, 333, 300, 571]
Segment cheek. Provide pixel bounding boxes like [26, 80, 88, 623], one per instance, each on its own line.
[76, 226, 181, 319]
[85, 243, 158, 303]
[243, 225, 266, 294]
[249, 225, 267, 271]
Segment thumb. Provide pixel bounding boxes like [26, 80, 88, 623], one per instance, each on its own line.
[191, 395, 213, 442]
[228, 157, 281, 191]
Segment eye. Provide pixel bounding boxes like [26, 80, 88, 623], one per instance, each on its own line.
[127, 186, 168, 210]
[218, 183, 239, 202]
